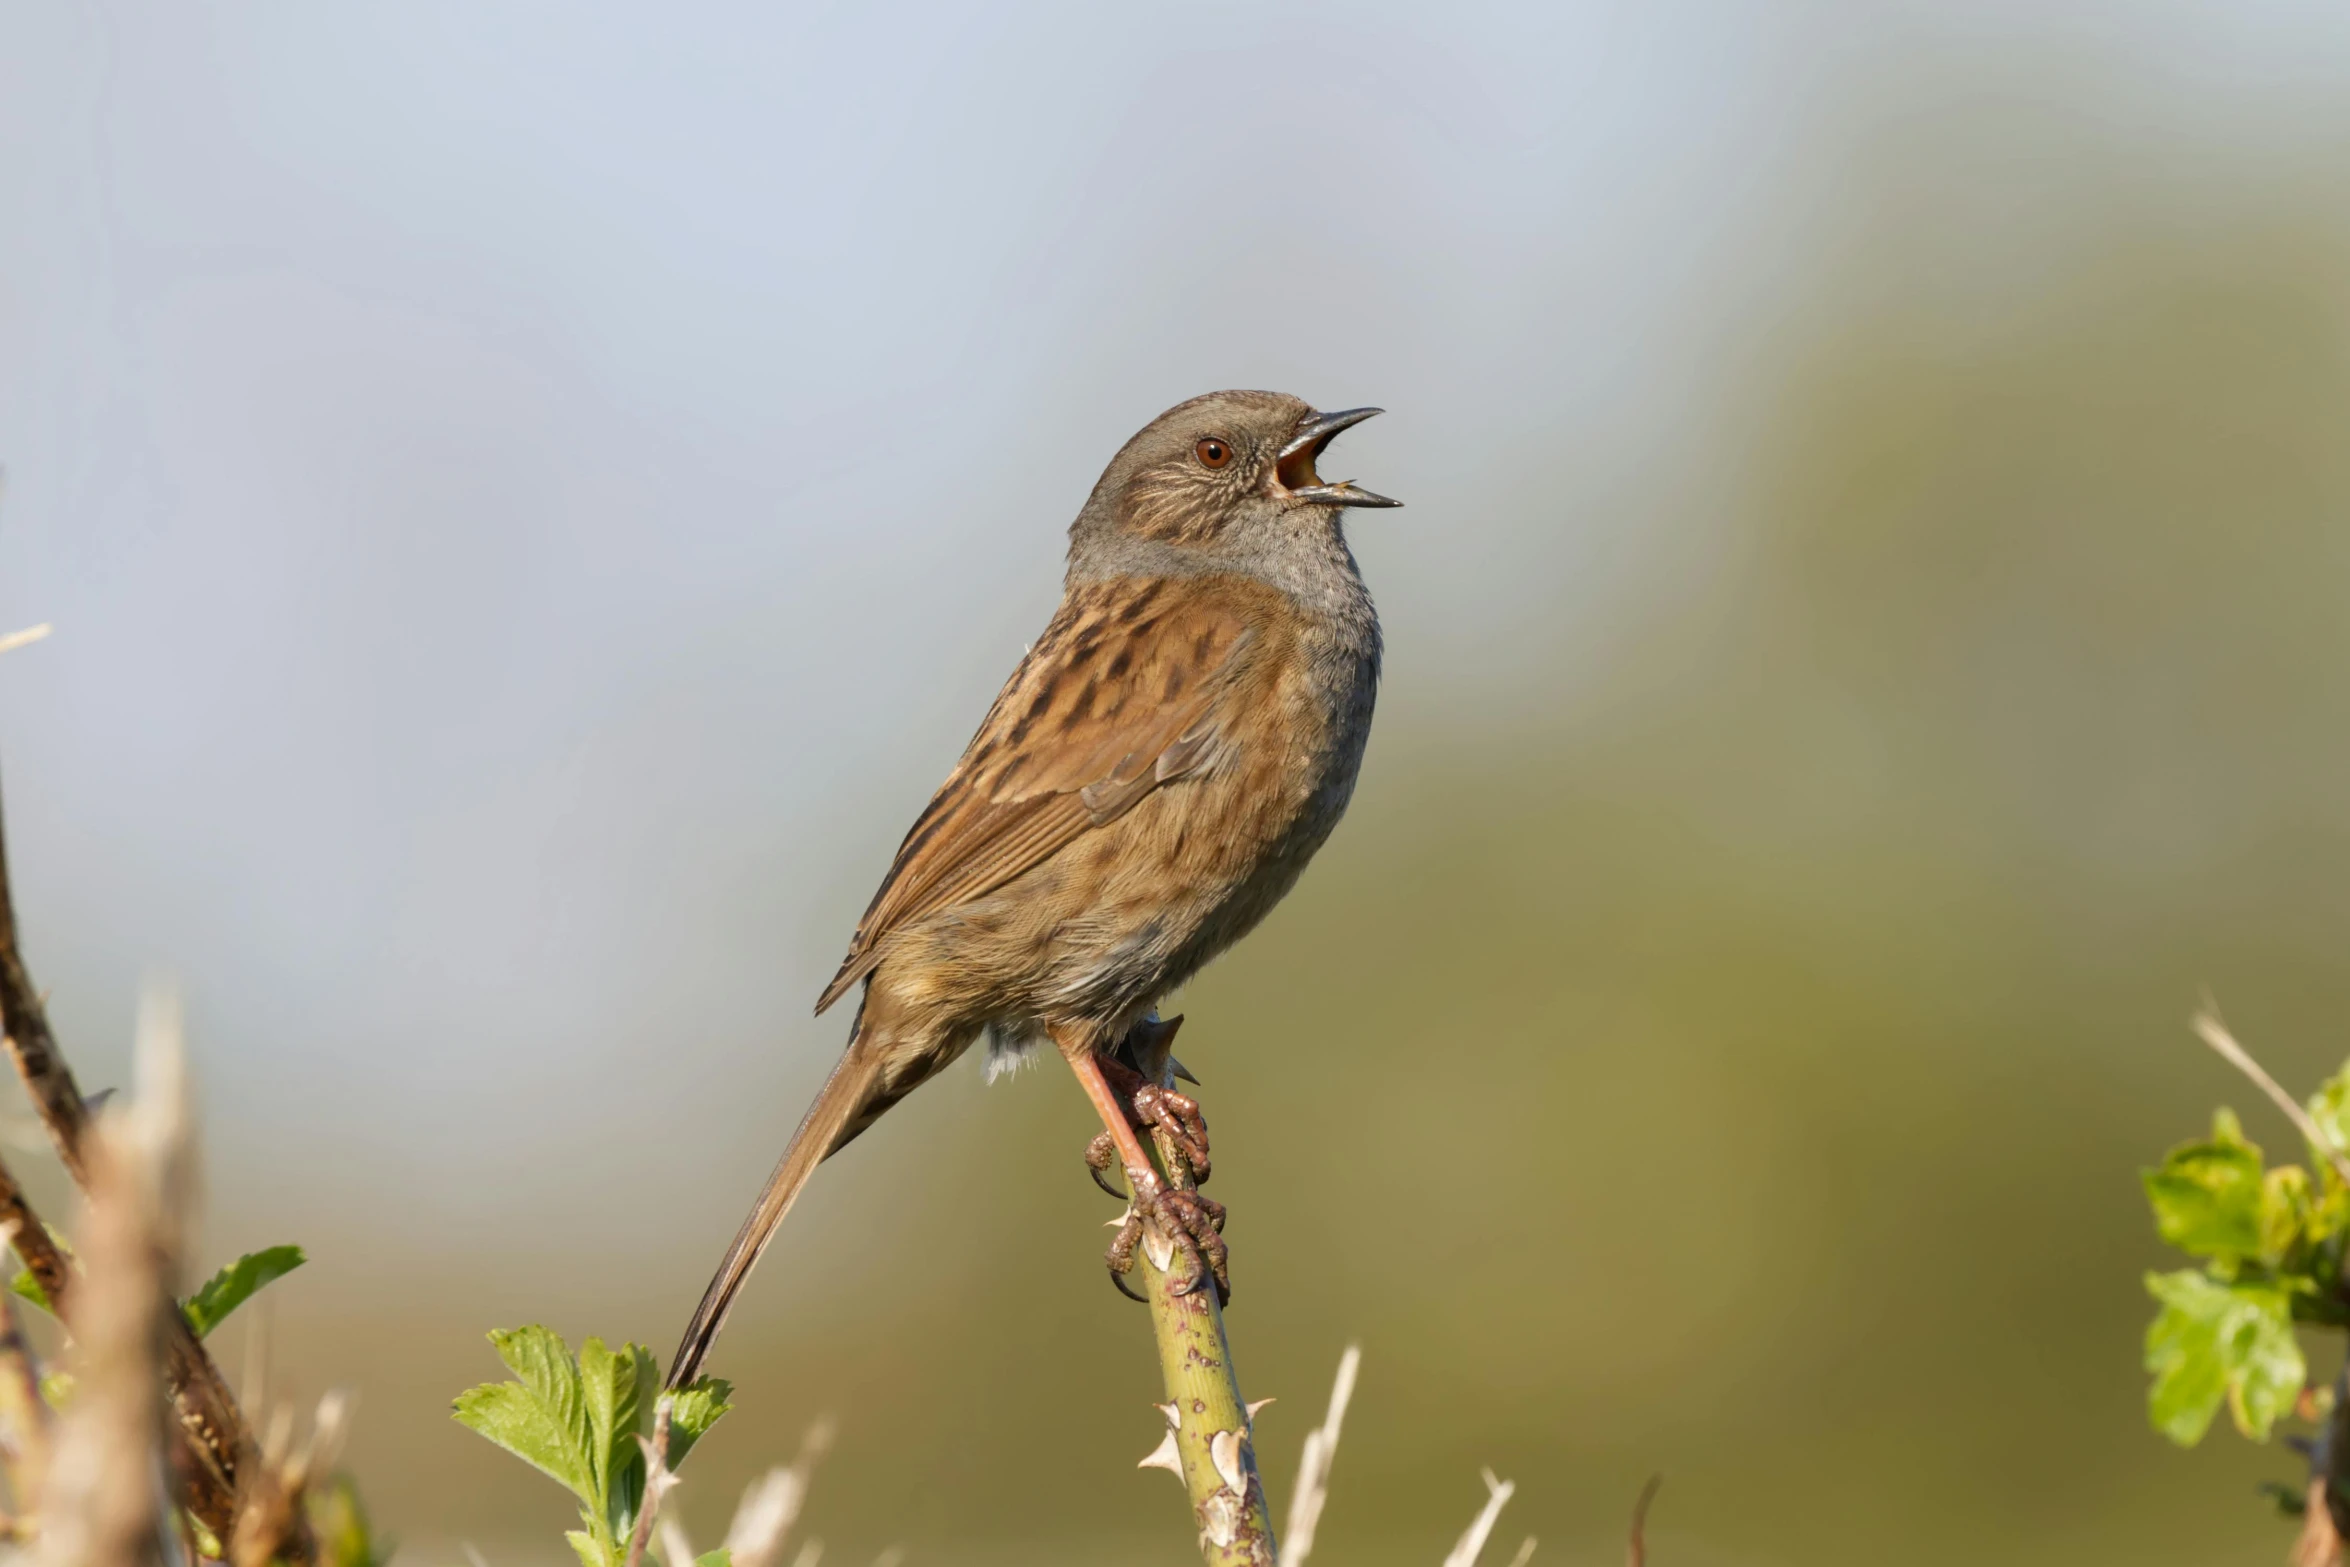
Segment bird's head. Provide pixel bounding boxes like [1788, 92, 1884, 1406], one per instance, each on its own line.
[1070, 390, 1397, 564]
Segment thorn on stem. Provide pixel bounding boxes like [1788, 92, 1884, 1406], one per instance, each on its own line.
[1208, 1429, 1247, 1495]
[1138, 1430, 1183, 1477]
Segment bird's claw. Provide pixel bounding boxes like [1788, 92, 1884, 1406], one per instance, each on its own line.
[1085, 1131, 1126, 1199]
[1090, 1056, 1213, 1188]
[1087, 1024, 1228, 1303]
[1133, 1084, 1212, 1186]
[1103, 1181, 1229, 1305]
[1158, 1186, 1230, 1302]
[1081, 1072, 1211, 1196]
[1106, 1205, 1150, 1301]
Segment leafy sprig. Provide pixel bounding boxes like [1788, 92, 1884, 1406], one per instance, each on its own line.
[10, 1237, 305, 1340]
[452, 1325, 732, 1567]
[2142, 1065, 2350, 1447]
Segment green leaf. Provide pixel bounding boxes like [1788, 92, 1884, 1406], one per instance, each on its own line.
[2144, 1109, 2267, 1262]
[493, 1326, 594, 1460]
[577, 1338, 629, 1488]
[2145, 1270, 2229, 1444]
[181, 1244, 306, 1337]
[695, 1552, 731, 1567]
[452, 1383, 589, 1496]
[452, 1324, 699, 1567]
[451, 1326, 685, 1567]
[452, 1327, 596, 1501]
[664, 1377, 733, 1472]
[2227, 1291, 2308, 1440]
[2306, 1062, 2350, 1174]
[2144, 1269, 2307, 1445]
[2259, 1164, 2316, 1266]
[578, 1337, 657, 1541]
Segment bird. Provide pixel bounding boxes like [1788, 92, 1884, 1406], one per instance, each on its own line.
[667, 389, 1396, 1389]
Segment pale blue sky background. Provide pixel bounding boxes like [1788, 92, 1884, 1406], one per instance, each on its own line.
[0, 0, 1836, 1222]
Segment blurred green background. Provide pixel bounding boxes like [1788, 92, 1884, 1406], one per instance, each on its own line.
[9, 2, 2350, 1563]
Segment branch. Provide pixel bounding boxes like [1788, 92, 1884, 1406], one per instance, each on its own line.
[1280, 1344, 1358, 1566]
[2191, 1008, 2350, 1190]
[0, 1160, 71, 1313]
[621, 1404, 674, 1567]
[227, 1391, 348, 1567]
[0, 832, 94, 1188]
[37, 997, 191, 1567]
[1125, 1024, 1276, 1566]
[0, 770, 301, 1559]
[1439, 1470, 1514, 1567]
[649, 1420, 832, 1567]
[0, 1222, 52, 1512]
[2292, 1487, 2342, 1567]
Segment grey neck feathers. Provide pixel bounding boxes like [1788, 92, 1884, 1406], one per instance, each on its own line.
[1067, 513, 1375, 628]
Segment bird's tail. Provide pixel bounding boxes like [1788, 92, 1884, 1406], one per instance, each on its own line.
[666, 1037, 889, 1389]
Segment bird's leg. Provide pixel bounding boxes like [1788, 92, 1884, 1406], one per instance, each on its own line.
[1080, 1014, 1212, 1195]
[1106, 1015, 1225, 1283]
[1104, 1014, 1213, 1185]
[1065, 1040, 1229, 1304]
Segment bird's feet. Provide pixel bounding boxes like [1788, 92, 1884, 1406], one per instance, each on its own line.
[1104, 1181, 1229, 1305]
[1075, 1015, 1227, 1303]
[1083, 1047, 1213, 1195]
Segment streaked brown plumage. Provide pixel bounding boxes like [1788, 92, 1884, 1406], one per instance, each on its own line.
[668, 390, 1396, 1388]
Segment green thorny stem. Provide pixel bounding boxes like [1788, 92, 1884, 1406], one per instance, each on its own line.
[1131, 1046, 1276, 1566]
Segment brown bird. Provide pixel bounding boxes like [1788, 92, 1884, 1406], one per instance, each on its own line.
[668, 390, 1395, 1389]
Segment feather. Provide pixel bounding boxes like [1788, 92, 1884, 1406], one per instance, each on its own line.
[816, 581, 1257, 1014]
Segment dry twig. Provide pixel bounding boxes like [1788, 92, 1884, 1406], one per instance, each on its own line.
[2292, 1476, 2343, 1567]
[38, 995, 190, 1567]
[0, 773, 294, 1556]
[227, 1392, 349, 1567]
[653, 1420, 834, 1567]
[2191, 1007, 2350, 1189]
[1438, 1470, 1516, 1567]
[1280, 1344, 1358, 1567]
[723, 1420, 832, 1567]
[721, 1468, 806, 1567]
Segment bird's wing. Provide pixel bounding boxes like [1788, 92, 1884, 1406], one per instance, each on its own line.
[815, 577, 1257, 1015]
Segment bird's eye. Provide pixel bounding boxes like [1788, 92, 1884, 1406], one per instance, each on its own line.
[1195, 438, 1232, 470]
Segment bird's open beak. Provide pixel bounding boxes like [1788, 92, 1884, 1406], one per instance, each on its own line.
[1277, 407, 1400, 509]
